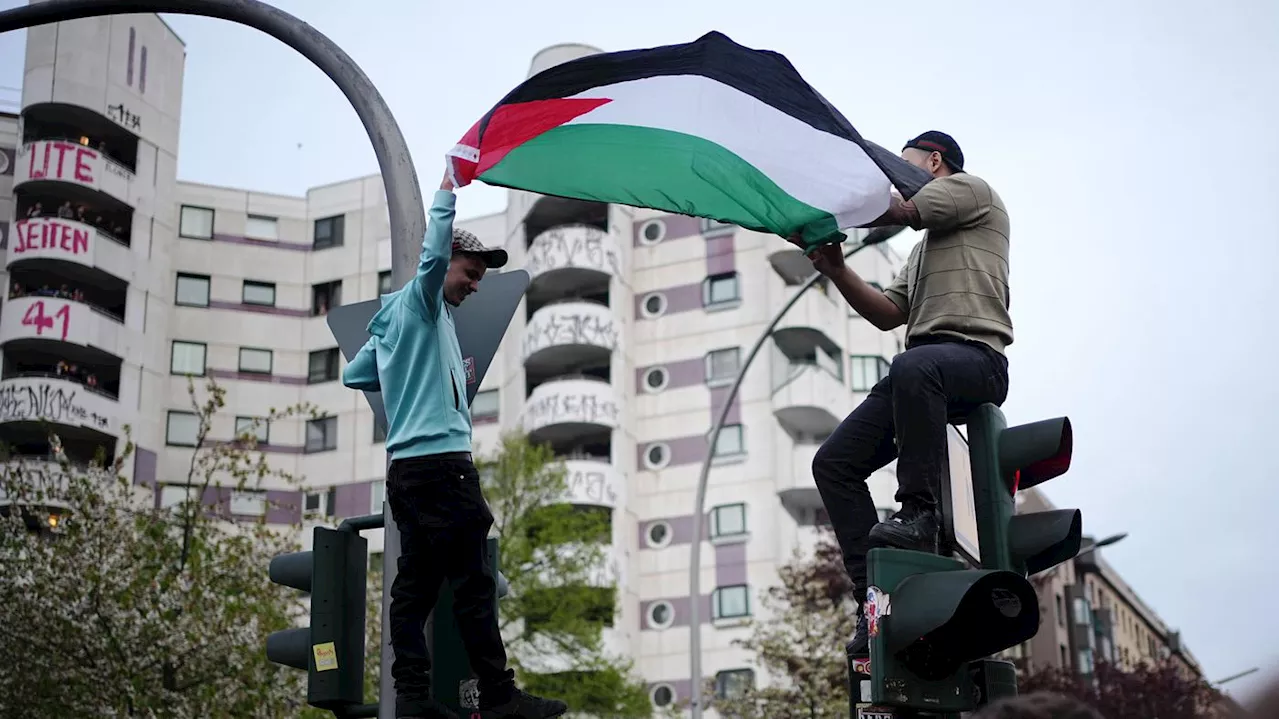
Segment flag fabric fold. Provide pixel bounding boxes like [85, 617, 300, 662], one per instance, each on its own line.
[446, 31, 932, 249]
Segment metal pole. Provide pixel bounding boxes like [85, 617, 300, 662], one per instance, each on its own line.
[0, 2, 424, 716]
[687, 231, 899, 717]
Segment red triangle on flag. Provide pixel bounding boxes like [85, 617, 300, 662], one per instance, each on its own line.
[448, 97, 611, 186]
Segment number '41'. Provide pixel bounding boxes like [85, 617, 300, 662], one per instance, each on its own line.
[22, 300, 70, 341]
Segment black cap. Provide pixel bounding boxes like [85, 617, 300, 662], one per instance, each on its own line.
[903, 131, 965, 173]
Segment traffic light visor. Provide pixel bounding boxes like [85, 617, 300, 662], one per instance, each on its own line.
[999, 417, 1072, 490]
[888, 570, 1040, 680]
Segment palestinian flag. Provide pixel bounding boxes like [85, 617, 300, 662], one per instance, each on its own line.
[446, 31, 932, 249]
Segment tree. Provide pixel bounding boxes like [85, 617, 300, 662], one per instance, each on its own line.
[1017, 657, 1229, 719]
[696, 528, 857, 719]
[0, 376, 319, 718]
[477, 432, 651, 718]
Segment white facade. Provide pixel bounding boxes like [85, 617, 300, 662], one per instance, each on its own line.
[0, 23, 909, 712]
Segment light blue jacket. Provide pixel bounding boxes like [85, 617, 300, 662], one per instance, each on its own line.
[341, 190, 471, 460]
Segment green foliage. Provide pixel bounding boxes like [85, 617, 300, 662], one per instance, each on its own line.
[477, 432, 651, 718]
[0, 377, 319, 718]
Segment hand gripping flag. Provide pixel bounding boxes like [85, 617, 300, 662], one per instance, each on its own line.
[446, 31, 933, 251]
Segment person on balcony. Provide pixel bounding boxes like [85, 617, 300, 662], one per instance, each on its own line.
[789, 131, 1013, 660]
[342, 170, 568, 719]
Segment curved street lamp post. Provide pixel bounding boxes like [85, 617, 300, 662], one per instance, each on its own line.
[0, 2, 423, 717]
[687, 229, 902, 718]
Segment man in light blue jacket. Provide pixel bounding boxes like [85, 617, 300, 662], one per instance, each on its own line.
[343, 172, 566, 719]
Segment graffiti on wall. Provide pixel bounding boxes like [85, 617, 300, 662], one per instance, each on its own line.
[0, 381, 111, 430]
[522, 309, 619, 358]
[525, 392, 620, 430]
[526, 226, 621, 277]
[565, 466, 620, 506]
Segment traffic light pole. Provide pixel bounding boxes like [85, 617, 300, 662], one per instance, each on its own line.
[0, 3, 425, 718]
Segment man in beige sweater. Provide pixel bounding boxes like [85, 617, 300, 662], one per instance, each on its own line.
[793, 131, 1013, 659]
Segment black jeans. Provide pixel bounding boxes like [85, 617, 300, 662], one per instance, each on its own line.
[386, 452, 515, 701]
[812, 338, 1009, 598]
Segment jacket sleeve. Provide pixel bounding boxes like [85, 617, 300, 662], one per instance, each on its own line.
[410, 189, 457, 318]
[341, 339, 380, 391]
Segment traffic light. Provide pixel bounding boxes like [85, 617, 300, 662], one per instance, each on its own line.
[859, 403, 1082, 714]
[266, 525, 368, 711]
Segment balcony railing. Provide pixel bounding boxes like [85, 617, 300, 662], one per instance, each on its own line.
[3, 371, 119, 401]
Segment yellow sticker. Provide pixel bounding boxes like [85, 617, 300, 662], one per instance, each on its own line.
[313, 642, 338, 672]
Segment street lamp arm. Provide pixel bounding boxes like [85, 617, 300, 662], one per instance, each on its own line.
[0, 0, 427, 282]
[687, 236, 895, 717]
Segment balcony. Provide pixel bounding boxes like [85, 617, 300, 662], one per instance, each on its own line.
[0, 294, 131, 361]
[559, 457, 623, 509]
[523, 376, 620, 446]
[526, 224, 621, 299]
[774, 283, 844, 338]
[14, 140, 138, 209]
[8, 217, 134, 280]
[522, 299, 619, 375]
[771, 362, 846, 437]
[0, 375, 120, 438]
[776, 442, 822, 511]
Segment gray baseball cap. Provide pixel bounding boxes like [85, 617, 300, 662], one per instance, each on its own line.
[451, 229, 508, 269]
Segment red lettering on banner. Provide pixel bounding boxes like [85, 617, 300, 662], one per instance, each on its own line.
[24, 141, 98, 184]
[21, 300, 71, 341]
[12, 219, 91, 256]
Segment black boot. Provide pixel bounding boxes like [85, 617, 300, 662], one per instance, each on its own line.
[868, 506, 940, 553]
[478, 687, 567, 719]
[845, 607, 869, 658]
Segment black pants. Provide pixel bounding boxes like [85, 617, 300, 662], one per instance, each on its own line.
[812, 338, 1009, 598]
[386, 452, 515, 700]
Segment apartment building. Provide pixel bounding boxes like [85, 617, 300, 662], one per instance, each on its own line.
[0, 18, 915, 710]
[1003, 488, 1203, 681]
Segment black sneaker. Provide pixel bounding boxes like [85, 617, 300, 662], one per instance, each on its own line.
[478, 687, 568, 719]
[396, 693, 459, 719]
[844, 609, 869, 658]
[868, 507, 940, 553]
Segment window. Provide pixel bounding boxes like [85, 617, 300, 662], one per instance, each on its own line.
[229, 490, 266, 516]
[238, 347, 273, 375]
[378, 270, 393, 295]
[715, 669, 754, 700]
[703, 272, 740, 307]
[313, 214, 344, 249]
[179, 205, 214, 239]
[646, 521, 672, 548]
[650, 684, 675, 708]
[705, 347, 740, 385]
[312, 280, 342, 316]
[305, 416, 338, 453]
[713, 585, 750, 619]
[472, 389, 499, 422]
[371, 480, 385, 512]
[643, 367, 668, 392]
[639, 292, 666, 318]
[304, 490, 331, 518]
[638, 219, 666, 245]
[166, 410, 200, 446]
[1072, 597, 1091, 626]
[235, 416, 270, 444]
[647, 601, 675, 630]
[372, 420, 387, 443]
[643, 443, 670, 470]
[1055, 594, 1065, 627]
[712, 503, 747, 538]
[850, 355, 890, 391]
[712, 424, 744, 458]
[308, 348, 340, 383]
[170, 341, 206, 376]
[159, 484, 194, 509]
[245, 214, 278, 241]
[242, 281, 276, 306]
[175, 273, 210, 307]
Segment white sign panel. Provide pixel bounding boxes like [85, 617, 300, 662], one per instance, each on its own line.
[522, 379, 621, 434]
[15, 140, 103, 190]
[8, 218, 97, 267]
[0, 376, 118, 434]
[0, 296, 92, 346]
[946, 426, 981, 564]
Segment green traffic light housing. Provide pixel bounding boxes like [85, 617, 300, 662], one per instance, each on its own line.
[999, 416, 1072, 491]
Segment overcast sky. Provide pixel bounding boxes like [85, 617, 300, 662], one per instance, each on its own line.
[1, 0, 1276, 703]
